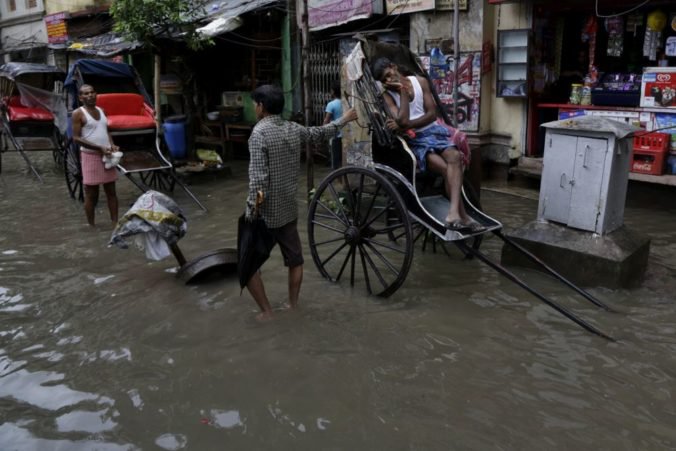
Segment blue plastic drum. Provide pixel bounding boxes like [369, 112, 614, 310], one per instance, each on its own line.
[163, 115, 187, 159]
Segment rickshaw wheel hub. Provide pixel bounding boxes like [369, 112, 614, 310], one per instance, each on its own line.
[344, 226, 361, 244]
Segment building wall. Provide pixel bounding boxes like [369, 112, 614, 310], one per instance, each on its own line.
[410, 3, 488, 134]
[1, 22, 48, 52]
[44, 0, 108, 15]
[0, 0, 45, 20]
[407, 1, 533, 163]
[0, 0, 47, 63]
[487, 1, 531, 161]
[409, 5, 484, 55]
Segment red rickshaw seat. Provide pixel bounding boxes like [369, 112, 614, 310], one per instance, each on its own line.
[96, 93, 156, 130]
[7, 96, 54, 122]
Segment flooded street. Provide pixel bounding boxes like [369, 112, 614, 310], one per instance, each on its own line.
[2, 153, 676, 450]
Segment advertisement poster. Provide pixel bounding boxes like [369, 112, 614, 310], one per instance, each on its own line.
[44, 12, 68, 44]
[309, 0, 380, 30]
[420, 50, 482, 132]
[386, 0, 435, 15]
[436, 0, 468, 11]
[640, 68, 676, 108]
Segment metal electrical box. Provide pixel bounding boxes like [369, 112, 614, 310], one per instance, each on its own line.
[538, 117, 638, 235]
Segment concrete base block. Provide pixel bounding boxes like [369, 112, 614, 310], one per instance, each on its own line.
[500, 221, 651, 289]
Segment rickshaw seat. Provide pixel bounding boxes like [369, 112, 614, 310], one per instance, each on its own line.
[7, 96, 54, 122]
[96, 93, 156, 130]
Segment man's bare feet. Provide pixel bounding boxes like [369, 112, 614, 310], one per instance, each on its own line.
[281, 302, 298, 311]
[256, 311, 273, 322]
[445, 214, 461, 224]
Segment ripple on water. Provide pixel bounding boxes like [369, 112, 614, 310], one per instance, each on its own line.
[3, 159, 676, 449]
[155, 433, 187, 450]
[0, 423, 132, 451]
[0, 364, 113, 411]
[56, 409, 118, 434]
[205, 409, 246, 430]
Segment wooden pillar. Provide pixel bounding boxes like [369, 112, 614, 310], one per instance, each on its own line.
[154, 53, 161, 124]
[301, 0, 313, 193]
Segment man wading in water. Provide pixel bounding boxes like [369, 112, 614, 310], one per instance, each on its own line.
[72, 84, 121, 227]
[244, 84, 357, 320]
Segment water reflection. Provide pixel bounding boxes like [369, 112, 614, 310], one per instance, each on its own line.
[1, 154, 676, 448]
[206, 409, 246, 430]
[0, 423, 132, 451]
[56, 409, 118, 433]
[155, 433, 187, 450]
[0, 359, 113, 410]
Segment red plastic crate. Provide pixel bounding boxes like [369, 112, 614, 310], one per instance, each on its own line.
[631, 132, 668, 175]
[633, 132, 669, 152]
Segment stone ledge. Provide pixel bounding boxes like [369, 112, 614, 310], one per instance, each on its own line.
[500, 220, 650, 289]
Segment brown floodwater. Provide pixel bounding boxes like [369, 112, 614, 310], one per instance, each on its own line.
[1, 153, 676, 450]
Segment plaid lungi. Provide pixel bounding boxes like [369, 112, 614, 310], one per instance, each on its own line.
[80, 151, 118, 186]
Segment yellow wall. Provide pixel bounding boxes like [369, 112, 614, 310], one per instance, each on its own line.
[488, 1, 530, 159]
[45, 0, 110, 15]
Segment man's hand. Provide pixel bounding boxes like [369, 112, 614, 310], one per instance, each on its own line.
[385, 118, 400, 131]
[342, 107, 358, 124]
[384, 81, 403, 93]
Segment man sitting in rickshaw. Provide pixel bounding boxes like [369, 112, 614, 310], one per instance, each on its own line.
[372, 57, 484, 233]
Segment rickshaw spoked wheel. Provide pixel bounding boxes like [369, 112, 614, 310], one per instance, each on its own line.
[0, 127, 7, 175]
[140, 169, 176, 192]
[308, 166, 414, 298]
[64, 140, 83, 202]
[52, 131, 66, 170]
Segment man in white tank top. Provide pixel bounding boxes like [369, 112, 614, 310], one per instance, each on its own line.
[72, 84, 121, 227]
[373, 58, 483, 233]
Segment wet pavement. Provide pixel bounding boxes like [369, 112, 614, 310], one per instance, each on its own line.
[1, 153, 676, 450]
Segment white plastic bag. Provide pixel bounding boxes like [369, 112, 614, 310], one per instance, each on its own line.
[133, 232, 172, 261]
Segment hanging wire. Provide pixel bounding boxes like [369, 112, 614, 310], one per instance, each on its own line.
[595, 0, 650, 18]
[386, 0, 413, 29]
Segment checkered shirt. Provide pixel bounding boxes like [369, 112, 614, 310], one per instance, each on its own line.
[247, 115, 342, 228]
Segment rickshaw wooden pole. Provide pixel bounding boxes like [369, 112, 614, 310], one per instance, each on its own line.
[169, 242, 187, 267]
[154, 54, 161, 124]
[301, 0, 313, 194]
[455, 241, 615, 341]
[2, 120, 43, 183]
[452, 0, 459, 128]
[493, 230, 615, 312]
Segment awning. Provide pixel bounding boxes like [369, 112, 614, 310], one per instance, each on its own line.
[309, 0, 384, 31]
[197, 0, 278, 38]
[49, 31, 142, 57]
[0, 43, 47, 55]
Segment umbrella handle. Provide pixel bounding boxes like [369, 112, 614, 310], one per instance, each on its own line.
[254, 190, 264, 216]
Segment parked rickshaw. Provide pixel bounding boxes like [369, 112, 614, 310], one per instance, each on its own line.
[307, 39, 614, 340]
[0, 62, 67, 181]
[63, 59, 205, 211]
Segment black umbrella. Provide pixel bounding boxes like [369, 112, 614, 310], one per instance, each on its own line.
[237, 192, 275, 290]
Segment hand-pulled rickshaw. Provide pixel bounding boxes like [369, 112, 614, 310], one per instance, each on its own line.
[63, 59, 206, 211]
[0, 62, 67, 182]
[307, 39, 615, 340]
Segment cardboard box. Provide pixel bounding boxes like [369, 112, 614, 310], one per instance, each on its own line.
[640, 67, 676, 108]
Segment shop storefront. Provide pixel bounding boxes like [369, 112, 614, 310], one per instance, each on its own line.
[525, 0, 676, 180]
[490, 0, 676, 182]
